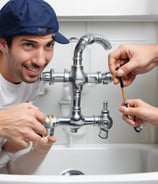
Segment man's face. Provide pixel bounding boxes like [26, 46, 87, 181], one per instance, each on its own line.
[6, 34, 55, 83]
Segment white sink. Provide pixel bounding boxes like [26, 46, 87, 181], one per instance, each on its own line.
[34, 144, 158, 175]
[1, 144, 158, 184]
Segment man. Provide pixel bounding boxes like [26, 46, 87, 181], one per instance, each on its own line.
[0, 0, 69, 173]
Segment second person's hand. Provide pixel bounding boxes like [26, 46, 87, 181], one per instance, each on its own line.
[108, 44, 158, 86]
[119, 99, 158, 127]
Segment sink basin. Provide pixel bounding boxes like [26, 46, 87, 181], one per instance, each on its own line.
[34, 144, 158, 175]
[1, 144, 158, 184]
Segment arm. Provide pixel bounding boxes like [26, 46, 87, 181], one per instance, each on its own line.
[0, 103, 48, 172]
[108, 44, 158, 86]
[6, 136, 56, 174]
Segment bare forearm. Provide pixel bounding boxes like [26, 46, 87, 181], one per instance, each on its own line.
[7, 136, 56, 174]
[8, 144, 52, 174]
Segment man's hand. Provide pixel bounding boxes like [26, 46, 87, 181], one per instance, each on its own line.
[0, 103, 47, 151]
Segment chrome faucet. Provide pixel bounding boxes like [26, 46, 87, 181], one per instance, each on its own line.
[41, 33, 113, 139]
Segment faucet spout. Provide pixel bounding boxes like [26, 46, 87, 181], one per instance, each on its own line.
[73, 33, 112, 66]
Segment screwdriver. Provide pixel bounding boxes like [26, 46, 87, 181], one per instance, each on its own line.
[116, 68, 143, 132]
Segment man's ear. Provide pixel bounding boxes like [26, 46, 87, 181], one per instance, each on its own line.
[0, 38, 8, 52]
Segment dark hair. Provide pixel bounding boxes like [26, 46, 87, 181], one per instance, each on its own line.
[3, 37, 13, 48]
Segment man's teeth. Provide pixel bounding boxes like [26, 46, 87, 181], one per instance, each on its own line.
[27, 67, 39, 72]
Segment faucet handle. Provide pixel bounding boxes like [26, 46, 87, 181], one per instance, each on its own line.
[102, 72, 112, 85]
[45, 115, 56, 136]
[98, 101, 113, 139]
[40, 69, 54, 85]
[98, 126, 108, 139]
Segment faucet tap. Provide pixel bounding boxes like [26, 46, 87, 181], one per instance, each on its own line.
[41, 33, 113, 139]
[45, 100, 113, 139]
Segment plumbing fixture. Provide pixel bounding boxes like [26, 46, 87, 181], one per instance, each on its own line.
[61, 168, 85, 176]
[134, 125, 143, 133]
[41, 33, 113, 139]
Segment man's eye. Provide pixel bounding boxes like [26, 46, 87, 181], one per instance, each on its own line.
[47, 42, 55, 48]
[24, 42, 33, 48]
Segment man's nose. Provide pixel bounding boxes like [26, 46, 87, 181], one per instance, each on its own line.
[33, 49, 46, 66]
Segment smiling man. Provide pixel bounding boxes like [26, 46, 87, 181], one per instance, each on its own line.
[0, 0, 69, 173]
[1, 35, 55, 84]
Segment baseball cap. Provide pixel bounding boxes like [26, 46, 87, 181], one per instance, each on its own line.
[0, 0, 69, 44]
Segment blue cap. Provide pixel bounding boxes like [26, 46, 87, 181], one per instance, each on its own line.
[0, 0, 69, 44]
